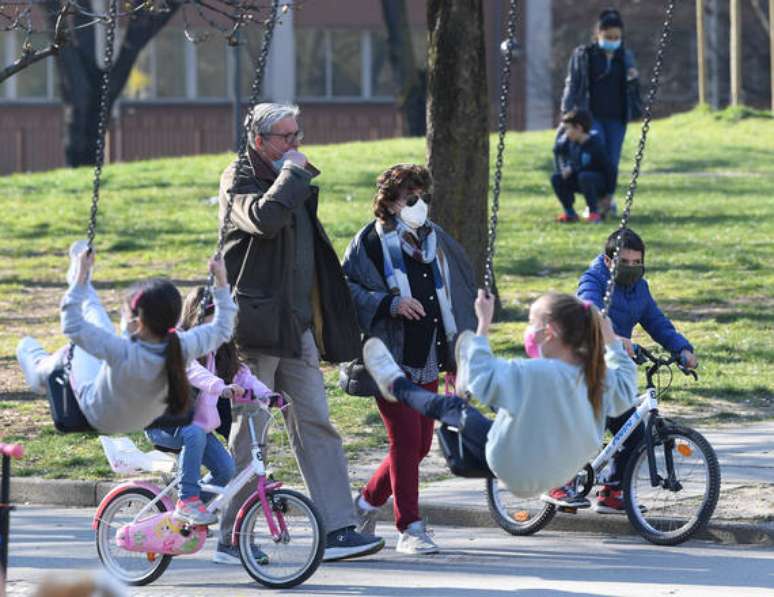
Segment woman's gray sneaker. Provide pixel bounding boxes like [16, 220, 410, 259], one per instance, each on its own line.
[16, 337, 51, 395]
[355, 495, 380, 537]
[453, 330, 475, 399]
[323, 526, 385, 562]
[396, 520, 439, 555]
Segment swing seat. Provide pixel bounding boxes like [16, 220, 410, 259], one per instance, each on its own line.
[46, 368, 194, 434]
[436, 424, 493, 479]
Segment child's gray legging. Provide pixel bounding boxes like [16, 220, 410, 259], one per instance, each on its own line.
[392, 376, 493, 468]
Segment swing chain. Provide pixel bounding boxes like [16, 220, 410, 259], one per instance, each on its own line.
[64, 0, 118, 377]
[198, 0, 281, 322]
[602, 0, 677, 317]
[483, 0, 518, 296]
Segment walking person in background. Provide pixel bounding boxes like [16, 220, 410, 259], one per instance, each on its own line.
[560, 8, 641, 218]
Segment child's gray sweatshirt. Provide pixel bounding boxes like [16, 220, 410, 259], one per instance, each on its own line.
[61, 284, 237, 433]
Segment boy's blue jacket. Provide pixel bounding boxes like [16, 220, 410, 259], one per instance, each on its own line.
[578, 255, 693, 355]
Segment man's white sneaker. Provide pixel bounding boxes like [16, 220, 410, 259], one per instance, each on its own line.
[362, 338, 403, 402]
[67, 239, 90, 286]
[16, 336, 51, 395]
[396, 520, 438, 555]
[453, 330, 475, 399]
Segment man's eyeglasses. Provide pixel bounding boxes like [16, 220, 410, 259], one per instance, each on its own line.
[262, 130, 304, 144]
[406, 192, 432, 206]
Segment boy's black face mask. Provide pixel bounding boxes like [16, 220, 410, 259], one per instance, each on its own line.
[614, 264, 645, 287]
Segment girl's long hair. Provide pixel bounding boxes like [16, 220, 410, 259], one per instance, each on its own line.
[125, 279, 190, 416]
[180, 286, 241, 384]
[543, 293, 606, 418]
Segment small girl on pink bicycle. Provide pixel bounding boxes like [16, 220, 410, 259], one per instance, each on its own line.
[146, 287, 274, 528]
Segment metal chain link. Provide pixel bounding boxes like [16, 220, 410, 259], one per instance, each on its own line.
[198, 0, 280, 320]
[602, 0, 677, 316]
[64, 0, 118, 375]
[483, 0, 518, 296]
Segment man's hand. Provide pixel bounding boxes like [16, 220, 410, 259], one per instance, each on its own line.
[627, 67, 639, 81]
[561, 165, 573, 179]
[209, 255, 228, 288]
[680, 349, 698, 369]
[475, 289, 495, 336]
[282, 149, 308, 168]
[221, 384, 245, 399]
[395, 297, 426, 320]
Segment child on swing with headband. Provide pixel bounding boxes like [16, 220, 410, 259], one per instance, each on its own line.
[16, 241, 237, 435]
[363, 289, 639, 497]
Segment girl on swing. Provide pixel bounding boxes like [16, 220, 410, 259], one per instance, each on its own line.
[363, 289, 639, 497]
[16, 241, 237, 435]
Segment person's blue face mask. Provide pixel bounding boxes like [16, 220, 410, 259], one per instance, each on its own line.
[598, 38, 621, 52]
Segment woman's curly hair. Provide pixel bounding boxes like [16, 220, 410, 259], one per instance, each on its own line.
[372, 163, 433, 222]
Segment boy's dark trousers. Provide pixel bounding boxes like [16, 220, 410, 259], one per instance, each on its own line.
[551, 171, 606, 213]
[604, 406, 645, 487]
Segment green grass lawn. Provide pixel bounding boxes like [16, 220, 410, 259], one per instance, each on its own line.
[1, 106, 772, 480]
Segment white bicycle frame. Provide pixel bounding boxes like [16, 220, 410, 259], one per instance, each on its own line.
[131, 402, 277, 522]
[588, 387, 658, 479]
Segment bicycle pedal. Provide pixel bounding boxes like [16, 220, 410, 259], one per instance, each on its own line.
[558, 506, 578, 514]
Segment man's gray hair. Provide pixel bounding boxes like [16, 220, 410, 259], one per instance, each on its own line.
[245, 103, 300, 150]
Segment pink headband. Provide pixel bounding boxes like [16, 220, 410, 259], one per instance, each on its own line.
[130, 291, 144, 312]
[582, 300, 592, 312]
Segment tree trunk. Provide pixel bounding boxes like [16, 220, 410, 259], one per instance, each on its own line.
[426, 0, 489, 286]
[381, 0, 426, 136]
[46, 0, 178, 167]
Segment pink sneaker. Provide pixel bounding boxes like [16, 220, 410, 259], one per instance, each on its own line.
[174, 497, 218, 525]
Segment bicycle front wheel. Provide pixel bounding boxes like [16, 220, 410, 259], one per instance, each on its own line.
[623, 425, 720, 546]
[238, 488, 324, 589]
[485, 477, 556, 536]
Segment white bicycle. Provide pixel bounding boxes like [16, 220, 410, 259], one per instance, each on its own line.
[487, 346, 721, 546]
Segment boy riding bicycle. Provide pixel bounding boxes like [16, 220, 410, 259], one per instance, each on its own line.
[544, 228, 698, 513]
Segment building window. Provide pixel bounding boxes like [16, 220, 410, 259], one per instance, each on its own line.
[155, 29, 188, 99]
[196, 34, 228, 98]
[297, 28, 390, 101]
[2, 32, 58, 100]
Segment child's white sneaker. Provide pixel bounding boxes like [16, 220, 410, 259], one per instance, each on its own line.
[67, 239, 90, 287]
[453, 330, 475, 399]
[174, 497, 218, 526]
[362, 338, 403, 402]
[396, 520, 438, 555]
[16, 336, 51, 395]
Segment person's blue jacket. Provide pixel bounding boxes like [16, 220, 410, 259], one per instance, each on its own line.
[553, 131, 614, 194]
[578, 255, 693, 354]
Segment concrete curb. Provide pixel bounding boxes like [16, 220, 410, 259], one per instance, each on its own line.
[12, 477, 774, 546]
[413, 501, 774, 547]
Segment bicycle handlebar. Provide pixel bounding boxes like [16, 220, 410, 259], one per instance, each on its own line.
[632, 344, 698, 381]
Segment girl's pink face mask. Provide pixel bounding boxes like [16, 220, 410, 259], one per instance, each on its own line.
[523, 325, 544, 359]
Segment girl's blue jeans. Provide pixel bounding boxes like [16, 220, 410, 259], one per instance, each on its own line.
[146, 424, 235, 501]
[592, 117, 627, 195]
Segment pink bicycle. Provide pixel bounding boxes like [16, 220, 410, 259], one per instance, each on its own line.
[93, 393, 324, 589]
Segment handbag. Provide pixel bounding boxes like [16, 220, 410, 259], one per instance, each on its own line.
[435, 423, 493, 479]
[338, 355, 379, 397]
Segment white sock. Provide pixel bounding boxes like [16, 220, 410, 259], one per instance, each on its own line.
[358, 494, 378, 512]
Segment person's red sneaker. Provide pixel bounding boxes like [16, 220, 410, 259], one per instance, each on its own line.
[556, 213, 579, 223]
[585, 211, 602, 224]
[592, 485, 626, 514]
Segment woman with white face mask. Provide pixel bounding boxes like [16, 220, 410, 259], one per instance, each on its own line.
[341, 163, 477, 555]
[560, 8, 641, 218]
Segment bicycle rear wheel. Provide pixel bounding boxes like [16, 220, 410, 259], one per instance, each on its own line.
[238, 488, 324, 589]
[623, 425, 720, 546]
[485, 477, 556, 536]
[95, 487, 172, 586]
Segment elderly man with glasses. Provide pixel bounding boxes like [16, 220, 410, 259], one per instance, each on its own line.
[215, 103, 384, 564]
